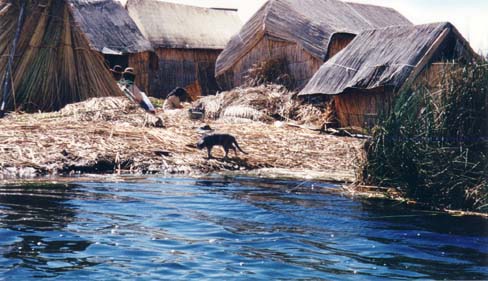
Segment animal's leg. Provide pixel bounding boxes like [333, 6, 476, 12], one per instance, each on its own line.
[223, 147, 229, 159]
[207, 147, 213, 159]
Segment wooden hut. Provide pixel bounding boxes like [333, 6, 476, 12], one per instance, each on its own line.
[0, 0, 152, 113]
[299, 22, 477, 129]
[215, 0, 412, 91]
[126, 0, 242, 99]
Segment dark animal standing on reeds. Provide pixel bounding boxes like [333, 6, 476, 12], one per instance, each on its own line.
[164, 87, 188, 110]
[197, 134, 248, 159]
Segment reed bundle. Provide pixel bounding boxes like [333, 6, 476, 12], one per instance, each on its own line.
[195, 84, 331, 126]
[0, 0, 121, 113]
[0, 2, 16, 91]
[0, 96, 364, 181]
[244, 58, 296, 90]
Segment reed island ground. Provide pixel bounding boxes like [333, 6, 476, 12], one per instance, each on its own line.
[0, 90, 365, 183]
[1, 86, 486, 217]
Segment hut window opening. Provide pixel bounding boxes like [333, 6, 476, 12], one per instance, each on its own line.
[326, 33, 356, 61]
[149, 52, 159, 71]
[197, 62, 220, 96]
[104, 54, 129, 70]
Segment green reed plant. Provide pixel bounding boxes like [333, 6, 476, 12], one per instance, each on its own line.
[364, 63, 488, 212]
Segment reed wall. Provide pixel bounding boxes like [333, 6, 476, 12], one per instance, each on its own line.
[333, 88, 393, 129]
[128, 51, 152, 94]
[326, 33, 356, 60]
[149, 48, 221, 98]
[333, 63, 460, 129]
[217, 36, 323, 91]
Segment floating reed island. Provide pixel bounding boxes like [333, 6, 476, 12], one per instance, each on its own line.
[0, 85, 365, 182]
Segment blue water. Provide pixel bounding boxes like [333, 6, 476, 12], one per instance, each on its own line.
[0, 177, 486, 280]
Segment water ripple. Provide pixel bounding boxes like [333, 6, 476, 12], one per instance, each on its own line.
[0, 177, 486, 280]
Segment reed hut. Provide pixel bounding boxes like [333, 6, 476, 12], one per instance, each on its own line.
[0, 0, 152, 113]
[215, 0, 412, 91]
[126, 0, 242, 99]
[299, 22, 477, 129]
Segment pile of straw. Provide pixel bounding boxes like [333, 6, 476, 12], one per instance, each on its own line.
[0, 96, 364, 181]
[195, 84, 331, 126]
[244, 58, 296, 90]
[195, 84, 288, 122]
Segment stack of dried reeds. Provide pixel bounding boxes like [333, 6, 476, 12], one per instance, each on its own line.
[0, 0, 120, 113]
[194, 84, 331, 126]
[194, 84, 288, 122]
[244, 58, 296, 90]
[0, 2, 16, 92]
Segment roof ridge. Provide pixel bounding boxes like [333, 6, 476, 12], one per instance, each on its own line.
[262, 0, 275, 34]
[127, 0, 235, 14]
[344, 1, 396, 10]
[362, 22, 451, 33]
[340, 0, 374, 28]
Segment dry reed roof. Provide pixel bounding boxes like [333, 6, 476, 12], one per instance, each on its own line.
[69, 0, 153, 54]
[300, 22, 476, 96]
[216, 0, 412, 76]
[126, 0, 242, 49]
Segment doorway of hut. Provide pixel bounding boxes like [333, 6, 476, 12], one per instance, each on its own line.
[197, 62, 220, 97]
[104, 54, 129, 71]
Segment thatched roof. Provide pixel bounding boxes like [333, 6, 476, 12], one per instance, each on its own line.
[69, 0, 153, 54]
[126, 0, 242, 50]
[215, 0, 412, 76]
[299, 22, 476, 96]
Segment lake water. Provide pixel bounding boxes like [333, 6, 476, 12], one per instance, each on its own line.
[0, 177, 487, 280]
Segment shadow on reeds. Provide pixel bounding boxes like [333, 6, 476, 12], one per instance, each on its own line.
[363, 63, 488, 212]
[61, 155, 134, 174]
[244, 58, 296, 90]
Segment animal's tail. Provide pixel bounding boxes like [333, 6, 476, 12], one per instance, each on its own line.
[233, 140, 248, 154]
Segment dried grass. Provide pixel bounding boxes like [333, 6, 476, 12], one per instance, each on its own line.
[195, 84, 331, 126]
[244, 58, 296, 90]
[0, 96, 364, 181]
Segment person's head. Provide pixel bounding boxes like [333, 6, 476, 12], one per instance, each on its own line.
[111, 65, 123, 81]
[168, 87, 188, 102]
[123, 67, 136, 83]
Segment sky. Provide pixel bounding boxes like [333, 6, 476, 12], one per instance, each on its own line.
[119, 0, 488, 54]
